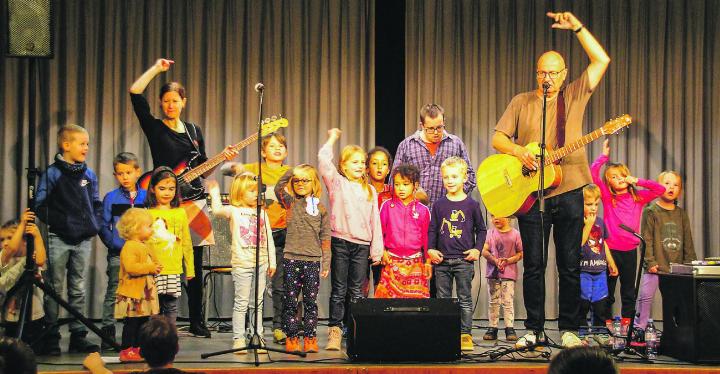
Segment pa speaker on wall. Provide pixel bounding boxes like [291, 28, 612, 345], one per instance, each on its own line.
[6, 0, 53, 58]
[347, 298, 461, 362]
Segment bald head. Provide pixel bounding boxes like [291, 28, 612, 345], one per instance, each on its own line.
[537, 51, 566, 70]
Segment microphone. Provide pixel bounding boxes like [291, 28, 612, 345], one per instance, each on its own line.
[542, 82, 551, 91]
[254, 82, 265, 92]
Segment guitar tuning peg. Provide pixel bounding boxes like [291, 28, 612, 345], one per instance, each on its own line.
[271, 115, 277, 121]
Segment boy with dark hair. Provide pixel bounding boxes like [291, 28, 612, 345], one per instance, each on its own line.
[98, 152, 147, 350]
[34, 124, 102, 355]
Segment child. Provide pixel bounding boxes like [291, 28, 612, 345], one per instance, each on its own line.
[34, 124, 102, 355]
[364, 146, 393, 296]
[275, 164, 330, 353]
[98, 152, 147, 350]
[0, 209, 47, 349]
[578, 185, 618, 327]
[145, 167, 194, 328]
[374, 164, 432, 298]
[481, 215, 523, 341]
[207, 174, 276, 353]
[428, 157, 486, 352]
[318, 128, 383, 351]
[222, 133, 291, 343]
[590, 139, 665, 319]
[634, 171, 695, 332]
[113, 208, 161, 362]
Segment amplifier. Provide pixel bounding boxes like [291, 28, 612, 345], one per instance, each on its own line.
[204, 194, 232, 268]
[670, 264, 720, 278]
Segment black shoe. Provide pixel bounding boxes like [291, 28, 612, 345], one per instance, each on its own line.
[68, 332, 100, 353]
[505, 327, 518, 341]
[37, 339, 61, 356]
[483, 327, 498, 340]
[189, 321, 212, 338]
[100, 325, 117, 351]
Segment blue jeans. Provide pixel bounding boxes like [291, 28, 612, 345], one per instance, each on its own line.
[434, 258, 475, 334]
[232, 264, 268, 341]
[329, 237, 369, 327]
[102, 255, 120, 327]
[44, 233, 92, 336]
[517, 187, 584, 332]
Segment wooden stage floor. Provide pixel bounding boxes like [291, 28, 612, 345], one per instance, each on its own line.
[37, 321, 718, 374]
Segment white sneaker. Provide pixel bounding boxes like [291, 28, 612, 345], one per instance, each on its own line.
[514, 331, 544, 349]
[561, 331, 583, 348]
[233, 338, 247, 355]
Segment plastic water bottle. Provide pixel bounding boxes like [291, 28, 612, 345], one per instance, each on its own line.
[612, 317, 624, 350]
[645, 319, 658, 359]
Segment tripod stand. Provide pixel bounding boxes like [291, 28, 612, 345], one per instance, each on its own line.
[5, 58, 120, 352]
[200, 83, 304, 364]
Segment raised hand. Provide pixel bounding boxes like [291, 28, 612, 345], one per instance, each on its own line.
[154, 58, 175, 72]
[20, 208, 35, 225]
[546, 12, 582, 30]
[625, 175, 639, 185]
[328, 128, 342, 140]
[602, 139, 610, 156]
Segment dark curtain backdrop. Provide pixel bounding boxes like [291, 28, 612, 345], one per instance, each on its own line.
[406, 0, 720, 320]
[0, 0, 374, 319]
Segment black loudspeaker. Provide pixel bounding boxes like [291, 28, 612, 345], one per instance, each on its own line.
[204, 194, 232, 268]
[347, 298, 461, 362]
[6, 0, 53, 57]
[659, 274, 720, 363]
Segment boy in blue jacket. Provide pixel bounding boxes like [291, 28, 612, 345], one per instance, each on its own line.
[97, 152, 146, 351]
[35, 124, 102, 355]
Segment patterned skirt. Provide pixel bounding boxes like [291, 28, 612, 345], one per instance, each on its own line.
[374, 254, 429, 298]
[155, 274, 183, 298]
[114, 276, 160, 318]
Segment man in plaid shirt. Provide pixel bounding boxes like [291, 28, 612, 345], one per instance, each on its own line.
[392, 103, 476, 207]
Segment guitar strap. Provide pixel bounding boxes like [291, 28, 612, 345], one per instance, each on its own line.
[556, 90, 566, 147]
[183, 122, 202, 167]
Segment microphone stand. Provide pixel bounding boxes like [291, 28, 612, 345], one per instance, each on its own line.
[201, 84, 303, 363]
[611, 224, 649, 360]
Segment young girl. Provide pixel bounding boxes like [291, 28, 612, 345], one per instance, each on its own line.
[145, 167, 194, 328]
[207, 174, 276, 353]
[318, 128, 383, 351]
[374, 164, 431, 299]
[590, 140, 665, 319]
[634, 171, 695, 333]
[365, 146, 393, 296]
[274, 165, 330, 353]
[481, 215, 523, 341]
[114, 208, 161, 362]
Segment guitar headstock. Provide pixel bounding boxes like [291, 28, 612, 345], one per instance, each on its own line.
[601, 114, 632, 136]
[261, 115, 289, 136]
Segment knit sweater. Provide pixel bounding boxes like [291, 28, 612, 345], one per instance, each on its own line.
[275, 170, 331, 270]
[318, 143, 383, 261]
[379, 197, 430, 259]
[117, 240, 159, 300]
[147, 208, 195, 278]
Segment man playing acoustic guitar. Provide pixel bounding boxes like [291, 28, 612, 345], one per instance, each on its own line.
[491, 11, 610, 348]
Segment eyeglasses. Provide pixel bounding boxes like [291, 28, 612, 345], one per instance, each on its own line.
[292, 178, 312, 185]
[423, 124, 445, 134]
[536, 69, 566, 79]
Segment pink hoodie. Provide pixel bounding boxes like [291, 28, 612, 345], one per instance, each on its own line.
[590, 154, 665, 251]
[318, 143, 383, 261]
[379, 197, 430, 258]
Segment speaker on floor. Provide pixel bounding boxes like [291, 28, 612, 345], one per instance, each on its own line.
[6, 0, 53, 58]
[204, 194, 232, 268]
[347, 298, 461, 362]
[659, 274, 720, 363]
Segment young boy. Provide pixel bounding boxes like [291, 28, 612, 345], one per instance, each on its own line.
[97, 152, 147, 350]
[580, 184, 618, 327]
[34, 124, 102, 355]
[481, 215, 523, 341]
[0, 209, 47, 351]
[428, 157, 486, 352]
[221, 133, 290, 343]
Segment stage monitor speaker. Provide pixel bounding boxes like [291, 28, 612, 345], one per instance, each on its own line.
[347, 298, 460, 362]
[6, 0, 53, 58]
[659, 274, 720, 363]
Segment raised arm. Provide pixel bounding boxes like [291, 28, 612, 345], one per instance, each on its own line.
[547, 12, 610, 90]
[318, 128, 342, 186]
[129, 58, 174, 94]
[206, 180, 231, 218]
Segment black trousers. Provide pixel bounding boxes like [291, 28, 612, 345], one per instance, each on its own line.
[186, 246, 204, 323]
[606, 248, 638, 318]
